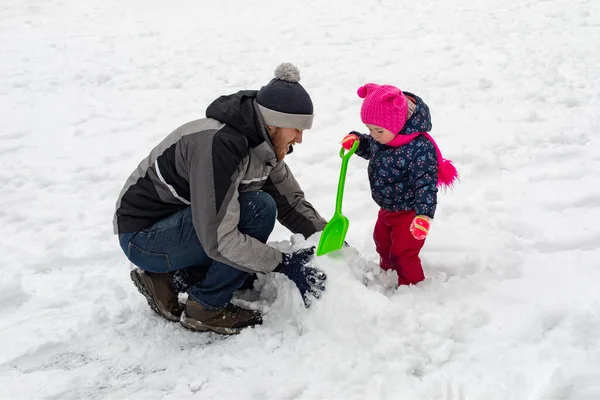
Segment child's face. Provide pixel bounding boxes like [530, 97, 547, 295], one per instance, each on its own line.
[366, 124, 395, 144]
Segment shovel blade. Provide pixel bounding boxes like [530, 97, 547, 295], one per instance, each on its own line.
[316, 214, 349, 256]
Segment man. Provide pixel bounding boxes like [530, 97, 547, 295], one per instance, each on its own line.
[114, 63, 327, 335]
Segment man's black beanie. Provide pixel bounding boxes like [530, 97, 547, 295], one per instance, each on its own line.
[256, 63, 314, 130]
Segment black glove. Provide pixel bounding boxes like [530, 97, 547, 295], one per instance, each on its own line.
[171, 266, 208, 292]
[275, 247, 327, 308]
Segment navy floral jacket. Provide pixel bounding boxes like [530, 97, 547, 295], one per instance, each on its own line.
[353, 92, 438, 218]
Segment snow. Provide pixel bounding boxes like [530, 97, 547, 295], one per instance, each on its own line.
[1, 0, 600, 398]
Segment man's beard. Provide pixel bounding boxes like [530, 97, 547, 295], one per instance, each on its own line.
[271, 130, 294, 161]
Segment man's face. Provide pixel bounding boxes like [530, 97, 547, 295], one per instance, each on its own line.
[268, 126, 304, 161]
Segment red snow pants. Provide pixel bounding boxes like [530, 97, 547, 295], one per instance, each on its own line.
[373, 209, 426, 286]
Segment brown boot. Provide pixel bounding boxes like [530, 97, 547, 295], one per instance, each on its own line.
[180, 299, 262, 335]
[130, 269, 184, 322]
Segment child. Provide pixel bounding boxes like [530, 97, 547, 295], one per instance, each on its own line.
[341, 83, 457, 286]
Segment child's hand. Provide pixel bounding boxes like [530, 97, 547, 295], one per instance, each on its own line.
[341, 133, 359, 150]
[410, 215, 431, 240]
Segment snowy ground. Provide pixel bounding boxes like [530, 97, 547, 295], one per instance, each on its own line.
[2, 0, 600, 398]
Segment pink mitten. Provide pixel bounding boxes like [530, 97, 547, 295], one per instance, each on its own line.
[410, 215, 431, 240]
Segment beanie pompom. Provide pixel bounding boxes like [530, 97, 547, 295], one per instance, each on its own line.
[378, 86, 402, 101]
[357, 83, 380, 99]
[274, 63, 300, 83]
[392, 95, 405, 110]
[357, 85, 368, 98]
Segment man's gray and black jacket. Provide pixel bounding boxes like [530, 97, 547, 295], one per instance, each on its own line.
[113, 90, 327, 274]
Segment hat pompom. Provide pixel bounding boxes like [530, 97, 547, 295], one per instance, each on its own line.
[357, 85, 368, 98]
[357, 83, 380, 99]
[379, 86, 403, 103]
[392, 95, 405, 109]
[274, 63, 300, 83]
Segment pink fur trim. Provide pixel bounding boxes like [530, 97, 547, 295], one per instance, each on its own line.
[437, 158, 458, 189]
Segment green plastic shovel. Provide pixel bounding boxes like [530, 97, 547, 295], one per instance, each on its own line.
[316, 140, 359, 256]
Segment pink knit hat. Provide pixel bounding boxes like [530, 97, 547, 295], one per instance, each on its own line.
[357, 83, 408, 134]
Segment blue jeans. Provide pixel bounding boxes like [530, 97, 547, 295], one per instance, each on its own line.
[119, 191, 276, 309]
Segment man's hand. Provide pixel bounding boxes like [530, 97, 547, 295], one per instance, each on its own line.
[341, 133, 359, 150]
[410, 215, 431, 240]
[276, 247, 326, 307]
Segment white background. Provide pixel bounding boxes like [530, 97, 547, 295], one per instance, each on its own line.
[1, 0, 600, 398]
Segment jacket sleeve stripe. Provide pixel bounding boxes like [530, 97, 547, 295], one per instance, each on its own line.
[154, 160, 191, 205]
[240, 175, 270, 184]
